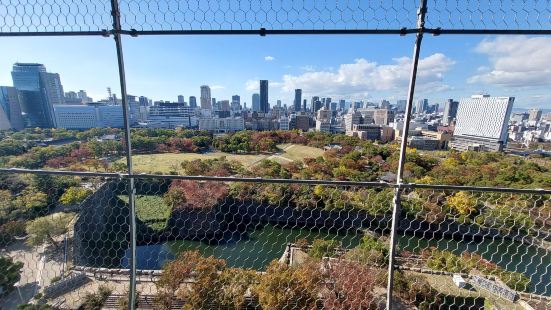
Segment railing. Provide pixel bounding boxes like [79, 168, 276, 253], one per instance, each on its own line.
[0, 1, 550, 309]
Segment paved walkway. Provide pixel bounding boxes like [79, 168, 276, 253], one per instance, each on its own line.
[0, 241, 63, 309]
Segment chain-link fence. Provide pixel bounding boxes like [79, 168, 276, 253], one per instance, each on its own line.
[1, 1, 550, 309]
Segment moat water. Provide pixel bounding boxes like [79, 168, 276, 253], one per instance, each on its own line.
[121, 224, 550, 296]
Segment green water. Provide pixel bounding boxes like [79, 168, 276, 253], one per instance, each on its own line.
[123, 224, 550, 296]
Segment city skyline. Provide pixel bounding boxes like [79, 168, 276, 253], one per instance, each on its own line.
[1, 36, 551, 109]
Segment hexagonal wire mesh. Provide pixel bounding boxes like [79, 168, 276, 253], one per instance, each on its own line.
[2, 0, 551, 34]
[0, 171, 127, 309]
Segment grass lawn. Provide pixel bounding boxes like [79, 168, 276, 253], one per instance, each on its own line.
[118, 195, 172, 231]
[123, 143, 324, 174]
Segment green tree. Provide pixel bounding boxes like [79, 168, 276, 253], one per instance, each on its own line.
[309, 239, 340, 259]
[446, 191, 479, 216]
[25, 212, 74, 248]
[59, 186, 93, 205]
[0, 256, 23, 295]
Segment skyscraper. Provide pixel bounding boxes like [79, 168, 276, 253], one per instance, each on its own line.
[0, 86, 24, 130]
[294, 89, 302, 112]
[11, 63, 60, 128]
[200, 85, 212, 109]
[189, 96, 197, 108]
[339, 100, 346, 111]
[260, 80, 269, 113]
[528, 108, 542, 122]
[443, 99, 459, 125]
[451, 95, 514, 152]
[415, 98, 428, 115]
[231, 95, 241, 110]
[252, 93, 260, 112]
[178, 95, 185, 104]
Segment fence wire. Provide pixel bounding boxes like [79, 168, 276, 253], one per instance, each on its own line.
[2, 0, 551, 35]
[1, 172, 549, 309]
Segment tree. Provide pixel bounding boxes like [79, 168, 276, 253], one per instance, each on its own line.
[254, 260, 323, 310]
[25, 212, 74, 248]
[446, 191, 479, 216]
[322, 260, 377, 310]
[309, 239, 340, 259]
[0, 256, 23, 295]
[59, 186, 93, 205]
[345, 235, 389, 266]
[163, 186, 187, 208]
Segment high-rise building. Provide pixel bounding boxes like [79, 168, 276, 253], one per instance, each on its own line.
[0, 86, 24, 130]
[311, 96, 319, 112]
[200, 85, 212, 109]
[442, 99, 459, 125]
[324, 97, 332, 109]
[77, 90, 92, 103]
[528, 108, 542, 122]
[211, 98, 216, 108]
[231, 95, 241, 111]
[260, 80, 269, 113]
[294, 89, 302, 112]
[395, 100, 407, 112]
[303, 99, 307, 112]
[139, 96, 149, 107]
[178, 95, 185, 104]
[189, 96, 197, 108]
[252, 93, 260, 112]
[11, 63, 61, 128]
[339, 100, 346, 111]
[415, 99, 428, 115]
[450, 95, 514, 152]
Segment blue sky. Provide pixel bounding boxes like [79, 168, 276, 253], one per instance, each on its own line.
[0, 34, 549, 109]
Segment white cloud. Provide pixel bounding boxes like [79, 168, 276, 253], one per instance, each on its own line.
[264, 56, 275, 61]
[468, 36, 551, 87]
[210, 85, 225, 90]
[245, 79, 258, 92]
[245, 79, 282, 92]
[280, 53, 454, 99]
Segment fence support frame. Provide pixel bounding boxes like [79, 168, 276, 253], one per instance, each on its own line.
[110, 0, 137, 308]
[386, 0, 427, 308]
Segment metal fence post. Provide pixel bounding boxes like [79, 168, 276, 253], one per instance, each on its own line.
[110, 0, 137, 309]
[385, 0, 427, 309]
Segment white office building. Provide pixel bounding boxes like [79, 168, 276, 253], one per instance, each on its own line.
[199, 117, 244, 133]
[450, 95, 514, 152]
[54, 104, 125, 129]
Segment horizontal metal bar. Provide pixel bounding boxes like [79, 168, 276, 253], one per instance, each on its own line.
[2, 28, 551, 37]
[126, 173, 395, 187]
[0, 31, 110, 37]
[1, 168, 549, 194]
[425, 28, 551, 35]
[0, 168, 121, 178]
[403, 183, 551, 195]
[120, 29, 414, 36]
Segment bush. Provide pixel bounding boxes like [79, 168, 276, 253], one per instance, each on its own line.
[322, 260, 378, 309]
[309, 239, 339, 259]
[156, 251, 258, 310]
[393, 271, 442, 309]
[82, 285, 112, 310]
[345, 235, 389, 266]
[254, 260, 323, 310]
[0, 256, 23, 295]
